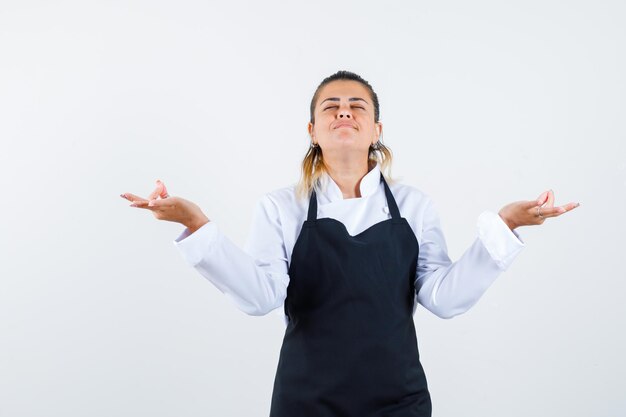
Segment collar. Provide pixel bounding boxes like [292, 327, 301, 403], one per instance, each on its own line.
[317, 162, 381, 203]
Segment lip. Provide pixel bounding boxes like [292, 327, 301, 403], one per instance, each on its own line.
[334, 122, 356, 129]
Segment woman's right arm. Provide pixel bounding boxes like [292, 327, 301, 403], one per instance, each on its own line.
[173, 194, 291, 316]
[122, 181, 290, 316]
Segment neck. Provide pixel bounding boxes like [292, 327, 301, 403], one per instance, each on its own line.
[325, 157, 372, 199]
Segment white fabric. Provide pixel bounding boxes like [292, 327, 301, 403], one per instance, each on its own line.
[173, 163, 525, 322]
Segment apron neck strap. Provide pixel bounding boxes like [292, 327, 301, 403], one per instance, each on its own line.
[381, 175, 401, 220]
[307, 188, 318, 222]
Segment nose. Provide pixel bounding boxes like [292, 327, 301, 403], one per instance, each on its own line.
[338, 109, 352, 119]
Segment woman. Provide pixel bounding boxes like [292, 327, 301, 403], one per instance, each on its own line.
[121, 70, 579, 416]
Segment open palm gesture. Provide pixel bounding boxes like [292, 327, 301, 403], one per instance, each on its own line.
[498, 189, 580, 230]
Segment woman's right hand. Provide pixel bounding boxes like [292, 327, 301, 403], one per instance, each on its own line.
[121, 180, 210, 234]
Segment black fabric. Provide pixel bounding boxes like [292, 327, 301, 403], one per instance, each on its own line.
[269, 174, 432, 417]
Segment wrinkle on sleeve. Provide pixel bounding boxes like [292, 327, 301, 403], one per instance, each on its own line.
[173, 194, 290, 316]
[414, 199, 525, 319]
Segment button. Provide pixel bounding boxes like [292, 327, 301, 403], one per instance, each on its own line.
[382, 206, 389, 214]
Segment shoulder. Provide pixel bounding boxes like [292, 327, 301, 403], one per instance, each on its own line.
[385, 178, 445, 239]
[386, 177, 434, 214]
[257, 183, 308, 216]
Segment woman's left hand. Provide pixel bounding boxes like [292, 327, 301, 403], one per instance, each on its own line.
[498, 190, 580, 230]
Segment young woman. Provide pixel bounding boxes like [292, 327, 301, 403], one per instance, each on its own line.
[121, 70, 579, 416]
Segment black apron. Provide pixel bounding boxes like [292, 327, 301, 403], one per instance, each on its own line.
[269, 174, 432, 417]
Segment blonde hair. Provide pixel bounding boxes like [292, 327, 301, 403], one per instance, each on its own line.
[295, 70, 394, 200]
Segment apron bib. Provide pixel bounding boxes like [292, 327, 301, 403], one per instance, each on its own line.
[269, 174, 432, 417]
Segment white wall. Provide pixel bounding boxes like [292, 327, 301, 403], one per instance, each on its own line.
[1, 0, 624, 416]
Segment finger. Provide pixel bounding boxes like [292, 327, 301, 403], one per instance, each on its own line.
[159, 181, 170, 198]
[122, 193, 148, 203]
[558, 202, 581, 212]
[130, 204, 160, 211]
[524, 199, 543, 209]
[130, 199, 150, 207]
[147, 198, 171, 208]
[542, 204, 574, 217]
[536, 190, 549, 205]
[148, 180, 165, 200]
[129, 199, 165, 212]
[546, 189, 555, 208]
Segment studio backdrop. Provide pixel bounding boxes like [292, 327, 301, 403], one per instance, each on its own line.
[0, 0, 624, 416]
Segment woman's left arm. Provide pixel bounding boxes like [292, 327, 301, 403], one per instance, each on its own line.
[415, 190, 579, 319]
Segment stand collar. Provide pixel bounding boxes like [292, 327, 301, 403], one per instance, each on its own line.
[317, 162, 381, 203]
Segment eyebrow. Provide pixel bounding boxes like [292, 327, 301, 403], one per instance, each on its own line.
[320, 97, 369, 106]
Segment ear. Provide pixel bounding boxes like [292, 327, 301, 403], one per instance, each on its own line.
[374, 121, 383, 143]
[307, 122, 314, 140]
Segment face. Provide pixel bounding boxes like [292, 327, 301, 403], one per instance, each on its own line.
[308, 80, 382, 160]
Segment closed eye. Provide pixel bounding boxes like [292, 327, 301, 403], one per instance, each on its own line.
[324, 105, 366, 110]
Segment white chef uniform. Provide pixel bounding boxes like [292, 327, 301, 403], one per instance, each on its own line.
[172, 162, 525, 321]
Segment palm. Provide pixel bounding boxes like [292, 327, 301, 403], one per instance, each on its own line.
[498, 190, 579, 230]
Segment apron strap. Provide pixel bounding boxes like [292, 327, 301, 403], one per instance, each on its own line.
[380, 174, 401, 220]
[307, 188, 318, 221]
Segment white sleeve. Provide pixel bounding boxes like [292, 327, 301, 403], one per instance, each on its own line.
[415, 198, 525, 319]
[172, 194, 290, 316]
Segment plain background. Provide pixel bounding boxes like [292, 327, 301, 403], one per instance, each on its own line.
[1, 0, 624, 416]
